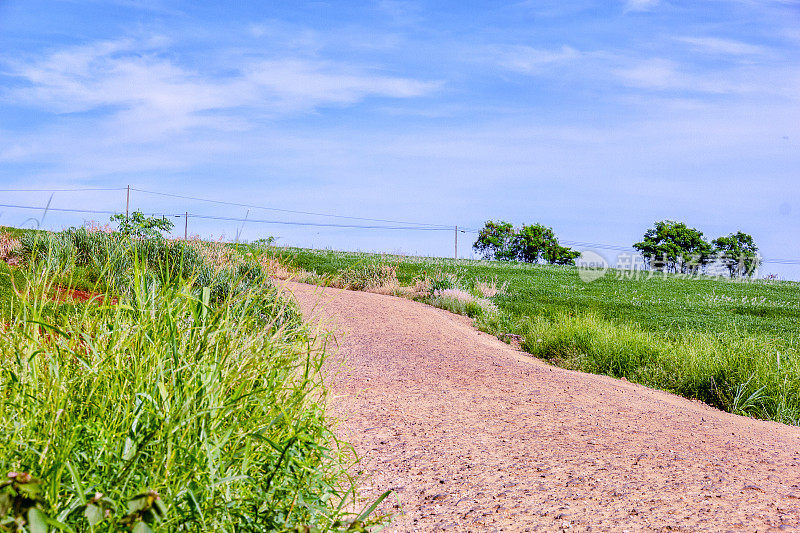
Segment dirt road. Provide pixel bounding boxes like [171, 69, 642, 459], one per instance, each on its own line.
[283, 282, 800, 532]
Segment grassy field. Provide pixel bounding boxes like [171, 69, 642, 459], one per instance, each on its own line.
[266, 247, 800, 426]
[0, 228, 386, 531]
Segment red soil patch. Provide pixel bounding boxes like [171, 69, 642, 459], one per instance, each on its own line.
[52, 287, 117, 305]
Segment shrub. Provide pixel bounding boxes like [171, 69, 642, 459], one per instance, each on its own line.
[0, 238, 377, 530]
[338, 262, 398, 291]
[110, 210, 174, 239]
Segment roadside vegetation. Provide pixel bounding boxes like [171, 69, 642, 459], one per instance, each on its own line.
[0, 224, 386, 532]
[260, 246, 800, 427]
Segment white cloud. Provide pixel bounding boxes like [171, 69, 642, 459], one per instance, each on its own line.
[377, 0, 424, 26]
[623, 0, 659, 13]
[6, 38, 230, 114]
[614, 58, 778, 94]
[2, 36, 440, 142]
[677, 36, 767, 56]
[490, 45, 580, 74]
[617, 58, 682, 89]
[245, 59, 440, 111]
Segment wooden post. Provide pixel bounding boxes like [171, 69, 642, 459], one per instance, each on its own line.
[184, 212, 188, 241]
[126, 185, 130, 219]
[455, 225, 458, 260]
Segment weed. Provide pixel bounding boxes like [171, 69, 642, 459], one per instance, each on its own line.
[0, 230, 387, 530]
[474, 276, 505, 298]
[338, 262, 398, 292]
[0, 232, 21, 265]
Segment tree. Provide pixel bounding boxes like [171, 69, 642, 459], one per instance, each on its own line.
[110, 210, 174, 239]
[473, 221, 580, 265]
[633, 220, 713, 274]
[472, 220, 516, 260]
[545, 244, 581, 265]
[712, 231, 760, 278]
[511, 223, 557, 263]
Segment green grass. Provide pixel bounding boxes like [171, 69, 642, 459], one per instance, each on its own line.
[267, 247, 800, 342]
[264, 246, 800, 426]
[0, 230, 387, 531]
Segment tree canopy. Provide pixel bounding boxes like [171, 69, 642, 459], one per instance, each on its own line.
[472, 221, 516, 261]
[110, 210, 174, 239]
[473, 221, 579, 265]
[712, 231, 760, 278]
[633, 220, 713, 274]
[633, 221, 760, 278]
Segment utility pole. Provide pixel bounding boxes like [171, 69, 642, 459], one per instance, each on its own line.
[126, 185, 130, 219]
[455, 225, 458, 260]
[184, 212, 188, 241]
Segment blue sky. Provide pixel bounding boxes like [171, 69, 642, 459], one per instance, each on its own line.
[1, 0, 799, 277]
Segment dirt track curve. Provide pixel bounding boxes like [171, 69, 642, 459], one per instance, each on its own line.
[282, 281, 800, 532]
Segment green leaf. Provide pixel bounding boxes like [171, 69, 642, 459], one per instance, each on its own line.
[17, 481, 42, 500]
[27, 508, 48, 533]
[353, 489, 392, 524]
[152, 498, 167, 520]
[127, 496, 149, 514]
[201, 286, 211, 322]
[84, 504, 103, 527]
[131, 521, 153, 533]
[0, 492, 11, 516]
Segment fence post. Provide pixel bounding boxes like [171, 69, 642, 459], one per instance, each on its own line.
[126, 185, 130, 219]
[184, 212, 188, 241]
[455, 225, 458, 260]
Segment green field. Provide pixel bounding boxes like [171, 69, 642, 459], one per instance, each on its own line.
[270, 247, 800, 426]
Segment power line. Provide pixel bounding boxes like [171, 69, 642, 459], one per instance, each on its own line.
[0, 202, 451, 231]
[2, 189, 800, 266]
[561, 240, 636, 252]
[187, 213, 452, 231]
[131, 187, 452, 229]
[762, 258, 800, 265]
[0, 187, 126, 192]
[0, 203, 119, 215]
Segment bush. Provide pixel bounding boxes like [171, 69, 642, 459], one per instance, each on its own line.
[338, 262, 398, 291]
[0, 237, 377, 530]
[110, 210, 174, 239]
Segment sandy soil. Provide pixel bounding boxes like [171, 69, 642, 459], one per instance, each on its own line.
[282, 281, 800, 532]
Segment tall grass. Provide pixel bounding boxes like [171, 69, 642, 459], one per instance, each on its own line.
[520, 312, 800, 424]
[0, 231, 384, 531]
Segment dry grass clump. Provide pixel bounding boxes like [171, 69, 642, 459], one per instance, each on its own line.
[259, 254, 301, 280]
[83, 221, 115, 234]
[186, 238, 240, 271]
[338, 262, 400, 292]
[431, 288, 499, 318]
[475, 277, 506, 298]
[434, 287, 475, 302]
[183, 240, 302, 281]
[412, 276, 432, 295]
[370, 284, 421, 298]
[0, 232, 21, 265]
